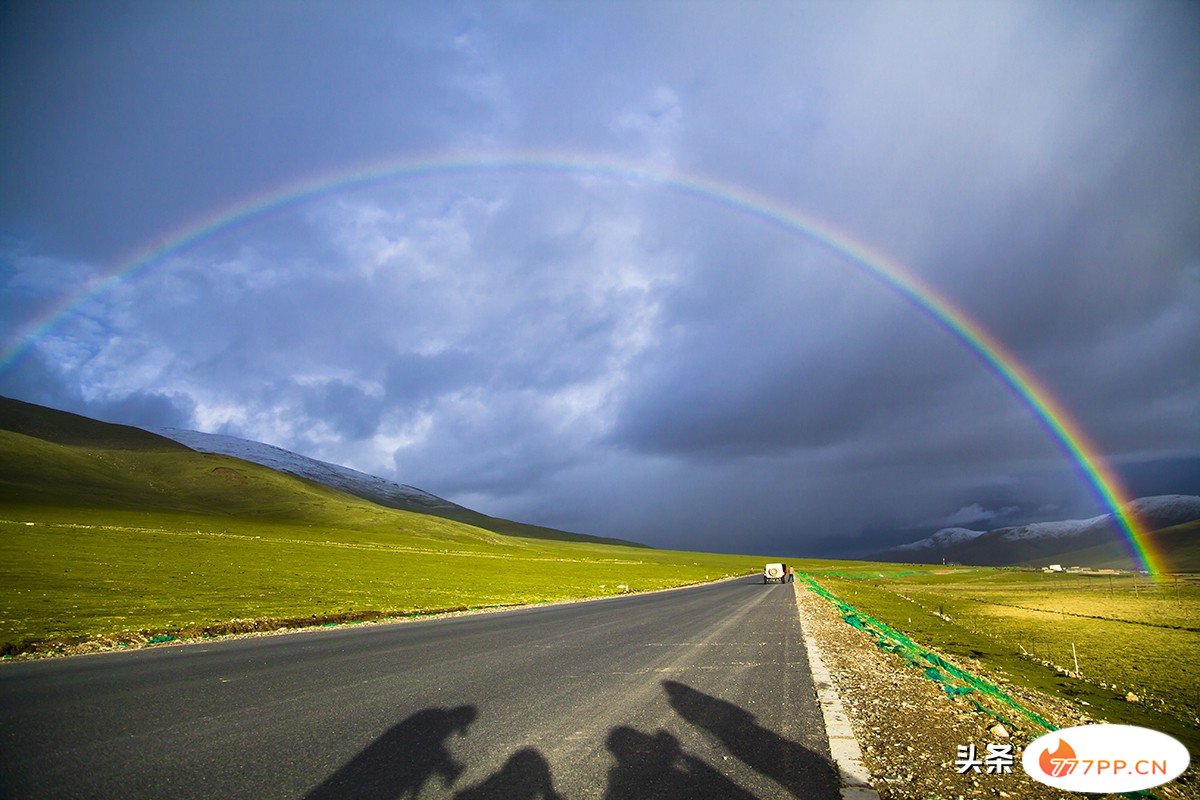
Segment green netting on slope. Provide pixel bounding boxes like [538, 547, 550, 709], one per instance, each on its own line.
[801, 575, 1158, 800]
[800, 574, 1055, 731]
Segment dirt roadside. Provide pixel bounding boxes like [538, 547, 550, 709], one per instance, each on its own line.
[794, 581, 1196, 800]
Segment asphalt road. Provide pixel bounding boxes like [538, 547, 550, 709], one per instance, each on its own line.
[0, 578, 839, 799]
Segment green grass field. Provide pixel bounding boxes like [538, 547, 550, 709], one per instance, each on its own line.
[803, 564, 1200, 753]
[0, 507, 767, 648]
[0, 400, 777, 651]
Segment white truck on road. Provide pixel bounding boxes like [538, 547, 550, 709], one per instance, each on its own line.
[763, 563, 793, 584]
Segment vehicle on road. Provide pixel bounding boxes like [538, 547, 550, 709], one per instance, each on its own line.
[763, 563, 793, 583]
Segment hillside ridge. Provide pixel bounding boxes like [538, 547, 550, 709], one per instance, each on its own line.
[154, 425, 644, 547]
[0, 396, 190, 452]
[0, 396, 637, 548]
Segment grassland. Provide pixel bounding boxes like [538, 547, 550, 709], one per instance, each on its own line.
[802, 563, 1200, 753]
[0, 400, 776, 652]
[0, 506, 769, 649]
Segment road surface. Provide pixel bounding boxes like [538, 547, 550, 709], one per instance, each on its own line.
[0, 578, 839, 799]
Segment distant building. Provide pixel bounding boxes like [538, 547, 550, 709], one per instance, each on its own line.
[1045, 564, 1064, 572]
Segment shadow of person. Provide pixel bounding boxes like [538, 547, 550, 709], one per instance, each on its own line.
[305, 705, 477, 800]
[604, 725, 756, 800]
[663, 680, 838, 798]
[453, 747, 565, 800]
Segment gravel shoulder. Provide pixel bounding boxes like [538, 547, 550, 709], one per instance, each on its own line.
[794, 581, 1197, 800]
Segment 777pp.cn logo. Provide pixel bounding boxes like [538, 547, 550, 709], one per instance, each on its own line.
[1022, 725, 1189, 794]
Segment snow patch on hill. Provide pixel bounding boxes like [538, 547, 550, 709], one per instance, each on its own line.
[1126, 494, 1200, 521]
[995, 517, 1108, 541]
[894, 527, 984, 551]
[156, 428, 461, 513]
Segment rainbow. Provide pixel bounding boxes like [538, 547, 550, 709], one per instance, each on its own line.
[0, 151, 1163, 576]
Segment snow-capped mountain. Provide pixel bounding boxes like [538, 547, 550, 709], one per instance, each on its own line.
[992, 495, 1200, 543]
[893, 527, 985, 552]
[875, 495, 1200, 568]
[1124, 494, 1200, 526]
[157, 428, 464, 515]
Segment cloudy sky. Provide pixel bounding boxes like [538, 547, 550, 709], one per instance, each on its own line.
[2, 1, 1198, 556]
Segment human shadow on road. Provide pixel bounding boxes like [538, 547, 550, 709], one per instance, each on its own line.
[663, 680, 838, 798]
[305, 705, 477, 800]
[453, 747, 565, 800]
[604, 725, 756, 800]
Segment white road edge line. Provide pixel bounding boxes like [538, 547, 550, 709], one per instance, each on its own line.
[793, 581, 881, 800]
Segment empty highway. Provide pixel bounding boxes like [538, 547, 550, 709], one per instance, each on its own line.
[0, 578, 839, 799]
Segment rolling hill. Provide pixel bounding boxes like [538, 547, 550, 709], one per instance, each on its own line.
[0, 396, 762, 653]
[154, 426, 641, 547]
[0, 396, 631, 546]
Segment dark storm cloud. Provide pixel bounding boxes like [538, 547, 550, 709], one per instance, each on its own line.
[297, 380, 386, 441]
[609, 279, 958, 459]
[0, 349, 194, 430]
[0, 1, 500, 259]
[0, 350, 82, 412]
[88, 391, 197, 430]
[1118, 457, 1200, 500]
[383, 351, 484, 406]
[1, 1, 1197, 555]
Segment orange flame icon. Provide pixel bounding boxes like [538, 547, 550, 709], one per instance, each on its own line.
[1039, 738, 1078, 777]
